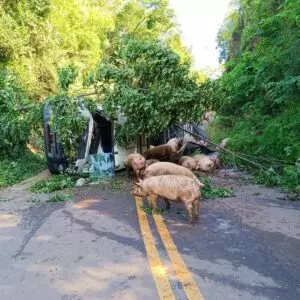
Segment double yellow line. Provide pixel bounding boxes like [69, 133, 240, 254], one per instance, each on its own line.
[135, 196, 204, 300]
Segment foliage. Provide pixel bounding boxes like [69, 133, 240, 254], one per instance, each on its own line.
[47, 193, 73, 202]
[142, 206, 165, 215]
[47, 66, 87, 159]
[28, 174, 77, 193]
[216, 0, 300, 117]
[0, 70, 40, 155]
[0, 151, 46, 188]
[0, 0, 188, 99]
[199, 176, 233, 199]
[253, 164, 300, 194]
[57, 66, 79, 92]
[85, 38, 207, 146]
[207, 114, 300, 193]
[0, 0, 116, 98]
[209, 0, 300, 194]
[280, 164, 300, 193]
[252, 168, 280, 187]
[27, 198, 42, 204]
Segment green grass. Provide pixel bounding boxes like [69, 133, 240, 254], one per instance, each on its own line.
[28, 174, 78, 193]
[0, 151, 46, 188]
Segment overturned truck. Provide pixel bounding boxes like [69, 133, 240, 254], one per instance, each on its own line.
[43, 99, 137, 174]
[43, 98, 217, 174]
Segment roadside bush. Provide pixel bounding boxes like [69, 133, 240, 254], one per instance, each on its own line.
[0, 70, 41, 156]
[0, 152, 46, 188]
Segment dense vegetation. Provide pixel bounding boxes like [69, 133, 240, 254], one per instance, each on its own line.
[0, 0, 206, 185]
[0, 151, 45, 188]
[210, 0, 300, 192]
[0, 0, 188, 98]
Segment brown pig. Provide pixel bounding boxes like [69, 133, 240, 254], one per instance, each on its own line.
[143, 144, 176, 161]
[166, 138, 183, 152]
[193, 154, 215, 172]
[141, 162, 204, 188]
[132, 175, 201, 223]
[179, 156, 197, 171]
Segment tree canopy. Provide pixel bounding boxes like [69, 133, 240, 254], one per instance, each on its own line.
[0, 0, 189, 98]
[85, 38, 209, 145]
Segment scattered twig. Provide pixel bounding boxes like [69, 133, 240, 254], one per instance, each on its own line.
[234, 152, 296, 166]
[16, 103, 36, 111]
[74, 91, 99, 99]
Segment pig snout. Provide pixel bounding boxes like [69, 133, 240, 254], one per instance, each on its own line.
[133, 157, 146, 170]
[204, 161, 214, 172]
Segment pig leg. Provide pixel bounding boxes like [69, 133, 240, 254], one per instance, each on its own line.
[191, 201, 197, 219]
[149, 195, 158, 212]
[194, 199, 200, 219]
[162, 198, 171, 209]
[183, 201, 194, 223]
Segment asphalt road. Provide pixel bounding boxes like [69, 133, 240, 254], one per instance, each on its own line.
[0, 170, 299, 300]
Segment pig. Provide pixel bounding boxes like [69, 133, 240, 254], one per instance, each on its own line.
[124, 153, 146, 177]
[132, 175, 201, 222]
[145, 159, 160, 168]
[143, 144, 177, 161]
[139, 162, 204, 210]
[140, 161, 204, 191]
[193, 154, 215, 172]
[179, 156, 197, 171]
[208, 156, 222, 169]
[141, 162, 203, 186]
[166, 138, 183, 152]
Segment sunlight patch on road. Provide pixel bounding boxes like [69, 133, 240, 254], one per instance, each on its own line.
[35, 234, 54, 241]
[153, 265, 167, 276]
[73, 199, 100, 209]
[0, 214, 14, 219]
[0, 213, 19, 228]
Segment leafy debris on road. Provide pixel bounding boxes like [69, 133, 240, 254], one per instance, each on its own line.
[47, 193, 73, 202]
[28, 175, 78, 193]
[26, 198, 41, 204]
[200, 176, 233, 199]
[142, 206, 164, 215]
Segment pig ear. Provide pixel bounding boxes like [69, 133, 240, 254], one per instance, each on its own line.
[133, 182, 141, 187]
